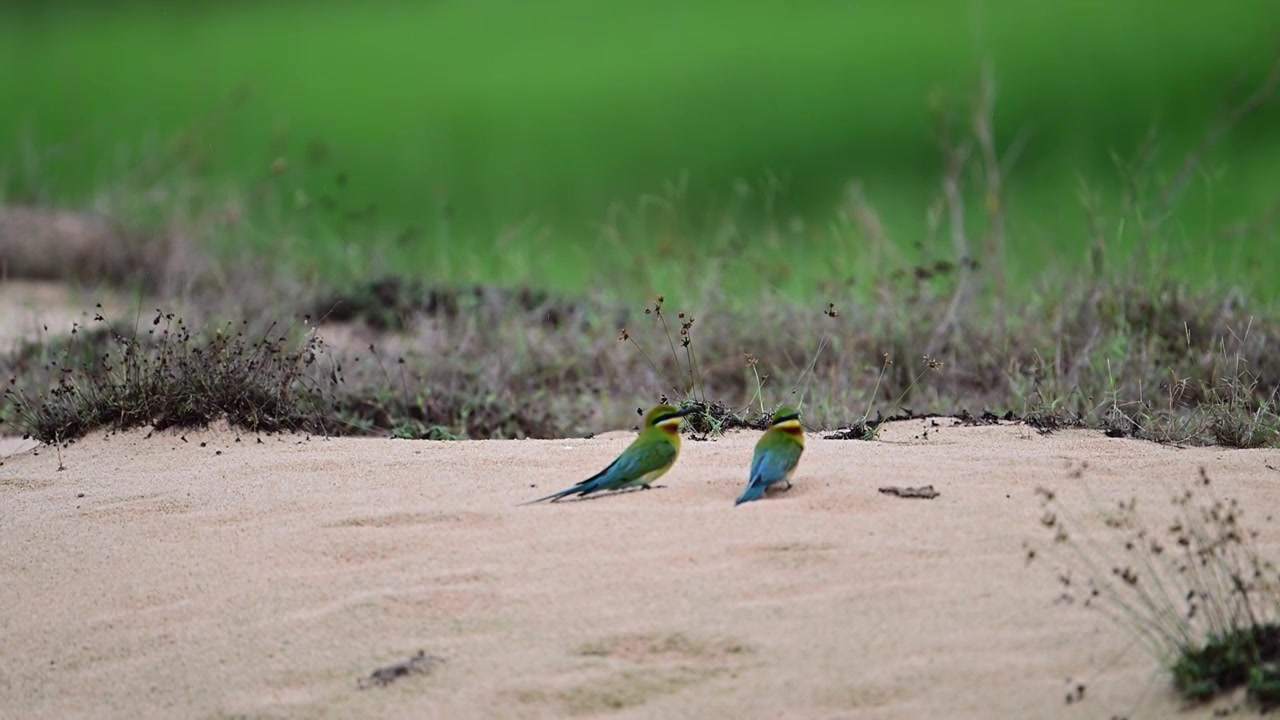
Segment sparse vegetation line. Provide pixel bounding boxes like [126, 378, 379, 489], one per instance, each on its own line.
[2, 268, 1276, 449]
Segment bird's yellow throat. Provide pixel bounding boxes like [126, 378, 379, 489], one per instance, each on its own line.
[772, 418, 805, 442]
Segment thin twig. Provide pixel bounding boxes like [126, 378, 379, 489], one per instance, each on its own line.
[928, 133, 973, 355]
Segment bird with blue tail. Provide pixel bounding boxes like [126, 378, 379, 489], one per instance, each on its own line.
[735, 406, 806, 505]
[521, 404, 693, 504]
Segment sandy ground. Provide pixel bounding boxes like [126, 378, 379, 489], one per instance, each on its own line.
[2, 419, 1279, 720]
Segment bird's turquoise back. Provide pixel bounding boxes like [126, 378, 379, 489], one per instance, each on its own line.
[735, 406, 805, 505]
[598, 436, 678, 489]
[749, 428, 804, 483]
[521, 403, 690, 504]
[612, 405, 686, 487]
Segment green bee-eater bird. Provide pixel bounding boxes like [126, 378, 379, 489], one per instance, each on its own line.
[522, 404, 693, 504]
[735, 406, 805, 505]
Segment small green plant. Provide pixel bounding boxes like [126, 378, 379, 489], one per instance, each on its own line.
[744, 300, 841, 434]
[1201, 325, 1280, 449]
[618, 294, 739, 436]
[1033, 468, 1280, 712]
[391, 421, 458, 441]
[743, 352, 768, 416]
[618, 294, 705, 402]
[825, 353, 945, 440]
[791, 301, 839, 408]
[669, 299, 841, 437]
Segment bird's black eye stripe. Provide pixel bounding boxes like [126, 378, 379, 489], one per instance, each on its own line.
[775, 413, 801, 424]
[656, 412, 684, 424]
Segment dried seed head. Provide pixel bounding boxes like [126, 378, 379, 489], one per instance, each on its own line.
[618, 328, 630, 341]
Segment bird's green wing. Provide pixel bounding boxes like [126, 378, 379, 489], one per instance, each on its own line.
[606, 438, 678, 489]
[749, 435, 803, 485]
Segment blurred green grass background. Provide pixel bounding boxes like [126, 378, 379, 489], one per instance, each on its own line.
[2, 0, 1279, 305]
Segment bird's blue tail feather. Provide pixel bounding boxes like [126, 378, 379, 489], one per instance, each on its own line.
[735, 479, 766, 505]
[521, 474, 610, 505]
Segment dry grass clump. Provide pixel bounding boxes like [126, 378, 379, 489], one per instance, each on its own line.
[1033, 468, 1280, 711]
[4, 310, 333, 442]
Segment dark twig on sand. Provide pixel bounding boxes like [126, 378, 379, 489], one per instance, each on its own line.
[878, 485, 941, 500]
[358, 650, 445, 690]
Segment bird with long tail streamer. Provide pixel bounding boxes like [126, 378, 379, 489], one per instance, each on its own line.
[522, 404, 693, 504]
